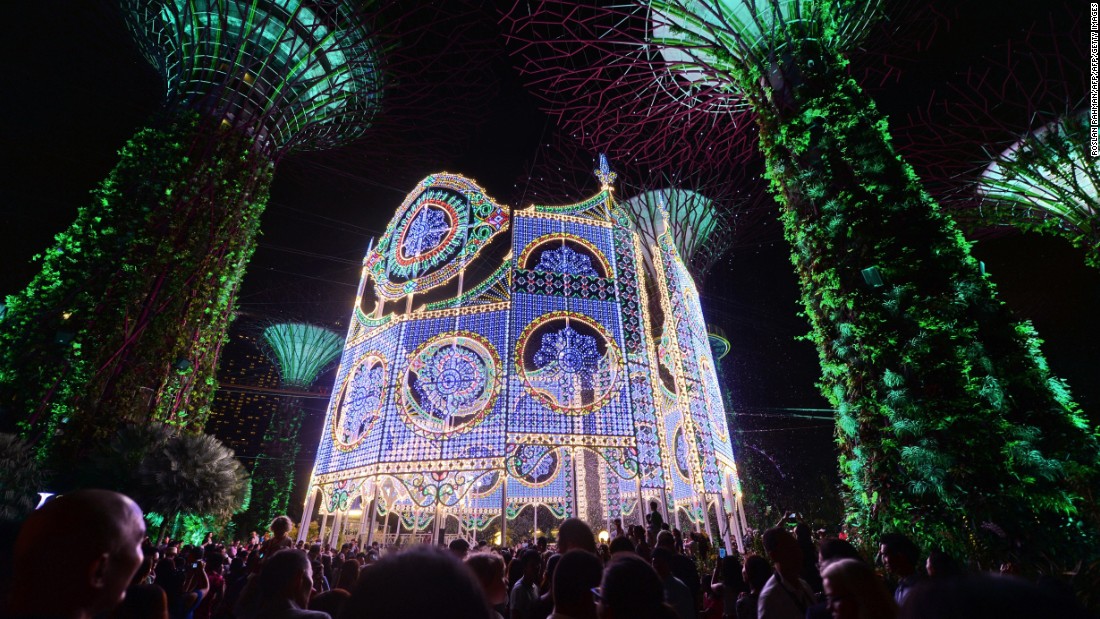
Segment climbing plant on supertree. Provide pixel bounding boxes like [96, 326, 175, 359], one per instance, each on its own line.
[647, 0, 1099, 559]
[239, 322, 342, 535]
[0, 0, 389, 466]
[505, 0, 1099, 562]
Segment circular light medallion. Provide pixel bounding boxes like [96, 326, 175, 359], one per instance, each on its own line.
[401, 332, 502, 438]
[332, 353, 387, 451]
[514, 445, 559, 488]
[673, 424, 692, 482]
[516, 311, 623, 415]
[389, 188, 469, 277]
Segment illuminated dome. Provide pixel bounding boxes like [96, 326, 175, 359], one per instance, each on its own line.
[124, 0, 383, 154]
[299, 172, 746, 550]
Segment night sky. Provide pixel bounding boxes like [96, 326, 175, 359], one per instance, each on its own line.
[2, 1, 1096, 511]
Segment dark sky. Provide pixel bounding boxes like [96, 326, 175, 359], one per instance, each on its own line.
[1, 1, 1096, 502]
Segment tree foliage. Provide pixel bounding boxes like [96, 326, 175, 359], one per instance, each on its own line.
[0, 113, 274, 465]
[0, 433, 45, 522]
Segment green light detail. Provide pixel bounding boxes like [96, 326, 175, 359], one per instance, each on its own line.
[262, 322, 343, 389]
[125, 0, 383, 154]
[706, 331, 731, 360]
[648, 0, 880, 100]
[622, 188, 719, 261]
[978, 111, 1099, 268]
[634, 0, 1100, 568]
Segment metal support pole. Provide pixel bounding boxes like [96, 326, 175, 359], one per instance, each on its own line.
[318, 514, 328, 545]
[329, 511, 343, 548]
[365, 485, 378, 547]
[500, 477, 508, 547]
[298, 489, 317, 543]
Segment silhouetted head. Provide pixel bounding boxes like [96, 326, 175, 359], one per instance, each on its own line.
[557, 518, 597, 554]
[879, 533, 919, 577]
[347, 545, 491, 618]
[598, 553, 674, 619]
[818, 538, 864, 570]
[822, 559, 897, 619]
[259, 549, 313, 608]
[449, 538, 471, 560]
[762, 527, 801, 575]
[609, 536, 635, 555]
[655, 530, 675, 549]
[269, 516, 292, 537]
[553, 550, 603, 618]
[466, 552, 507, 606]
[6, 490, 146, 619]
[743, 555, 772, 594]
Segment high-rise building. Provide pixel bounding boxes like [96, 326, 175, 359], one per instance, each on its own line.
[207, 331, 282, 459]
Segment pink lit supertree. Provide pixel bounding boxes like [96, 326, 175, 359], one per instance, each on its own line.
[502, 3, 758, 172]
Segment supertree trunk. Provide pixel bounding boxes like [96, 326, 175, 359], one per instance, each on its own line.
[0, 113, 273, 462]
[242, 396, 306, 534]
[749, 38, 1097, 556]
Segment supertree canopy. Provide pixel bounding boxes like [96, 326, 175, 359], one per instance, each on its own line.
[505, 0, 1100, 562]
[0, 0, 386, 463]
[261, 322, 345, 389]
[124, 0, 383, 155]
[241, 321, 342, 535]
[899, 16, 1099, 269]
[296, 169, 748, 550]
[978, 112, 1098, 266]
[622, 185, 731, 283]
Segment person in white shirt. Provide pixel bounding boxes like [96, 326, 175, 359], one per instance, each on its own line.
[758, 527, 815, 619]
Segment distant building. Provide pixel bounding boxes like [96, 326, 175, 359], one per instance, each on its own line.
[207, 330, 281, 459]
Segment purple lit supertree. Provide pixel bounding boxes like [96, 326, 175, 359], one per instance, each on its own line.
[503, 0, 1099, 564]
[502, 3, 758, 172]
[0, 0, 485, 469]
[899, 14, 1098, 268]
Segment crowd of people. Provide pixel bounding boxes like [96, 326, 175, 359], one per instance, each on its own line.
[0, 492, 1092, 619]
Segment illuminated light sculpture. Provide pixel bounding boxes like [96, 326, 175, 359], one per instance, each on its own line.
[241, 322, 343, 534]
[0, 0, 385, 461]
[298, 169, 746, 552]
[504, 1, 1099, 559]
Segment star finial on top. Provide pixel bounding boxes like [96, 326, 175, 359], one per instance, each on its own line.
[594, 153, 617, 190]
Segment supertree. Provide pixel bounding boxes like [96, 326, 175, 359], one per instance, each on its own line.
[514, 129, 773, 287]
[899, 14, 1098, 269]
[0, 0, 448, 464]
[241, 321, 342, 533]
[503, 0, 1100, 561]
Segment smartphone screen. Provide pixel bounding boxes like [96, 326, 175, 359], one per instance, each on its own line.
[718, 548, 726, 559]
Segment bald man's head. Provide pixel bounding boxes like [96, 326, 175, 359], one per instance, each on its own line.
[7, 489, 146, 619]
